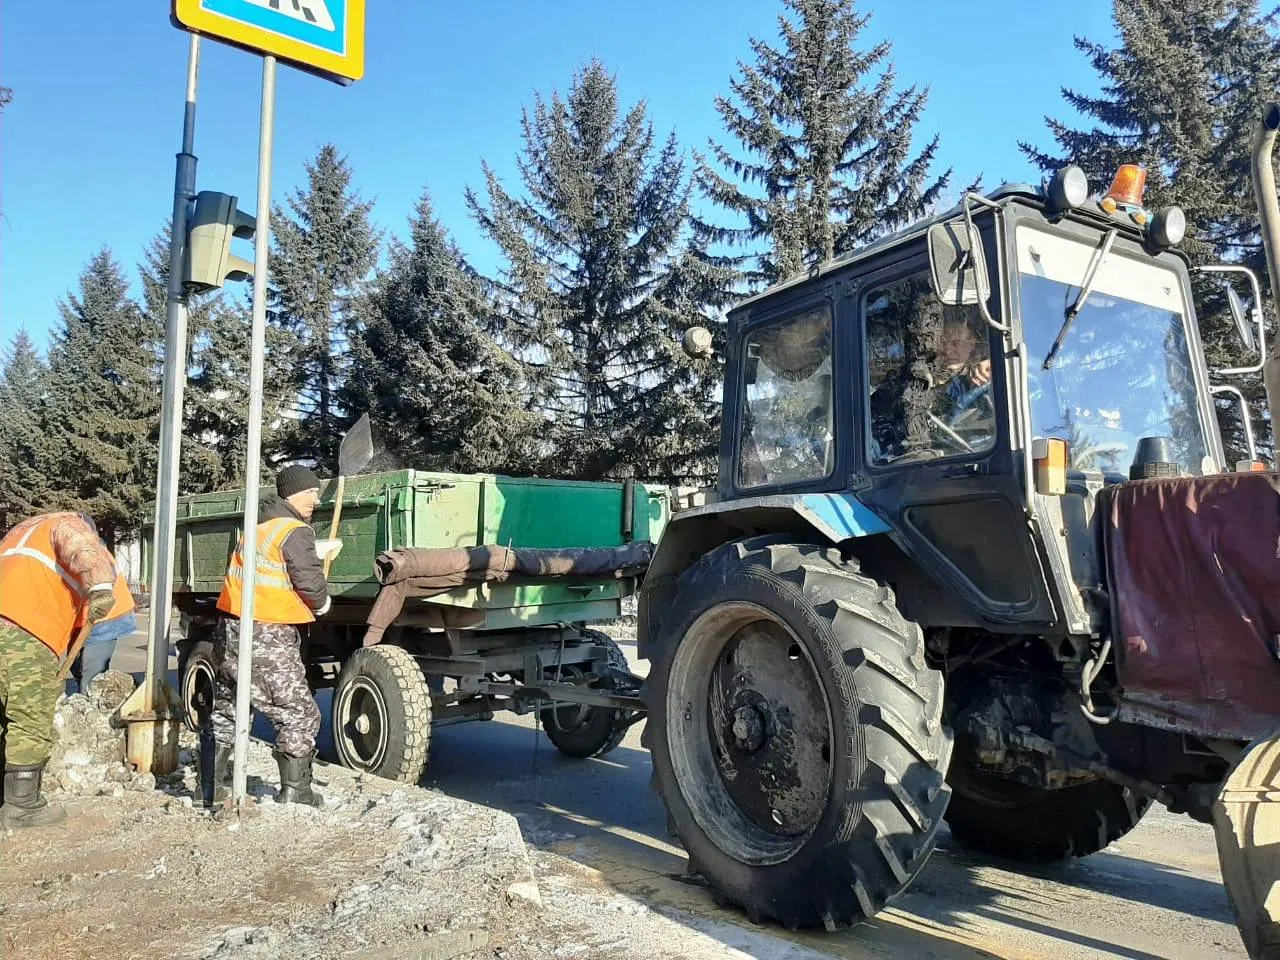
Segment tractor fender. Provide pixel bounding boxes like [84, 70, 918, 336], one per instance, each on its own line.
[636, 492, 891, 661]
[1214, 729, 1280, 960]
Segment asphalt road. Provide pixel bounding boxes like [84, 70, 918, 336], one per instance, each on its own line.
[109, 627, 1245, 960]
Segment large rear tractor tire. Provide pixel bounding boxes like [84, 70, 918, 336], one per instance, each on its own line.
[332, 645, 432, 784]
[647, 537, 952, 929]
[945, 761, 1150, 862]
[540, 630, 636, 759]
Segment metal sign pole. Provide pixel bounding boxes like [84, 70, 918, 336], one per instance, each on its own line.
[231, 53, 278, 805]
[146, 32, 200, 713]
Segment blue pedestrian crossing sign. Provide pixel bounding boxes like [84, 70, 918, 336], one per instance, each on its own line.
[172, 0, 365, 84]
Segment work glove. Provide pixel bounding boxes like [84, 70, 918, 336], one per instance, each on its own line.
[87, 587, 116, 623]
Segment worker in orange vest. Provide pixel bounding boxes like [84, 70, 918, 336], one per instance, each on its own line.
[204, 465, 330, 807]
[0, 511, 118, 828]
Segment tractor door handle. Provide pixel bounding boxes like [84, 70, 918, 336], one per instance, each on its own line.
[942, 462, 988, 478]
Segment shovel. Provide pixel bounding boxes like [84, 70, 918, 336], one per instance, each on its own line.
[57, 621, 94, 683]
[323, 413, 376, 577]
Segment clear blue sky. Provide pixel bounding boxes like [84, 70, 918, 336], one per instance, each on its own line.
[0, 1, 1117, 351]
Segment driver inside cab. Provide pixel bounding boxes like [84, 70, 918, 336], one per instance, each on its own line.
[936, 318, 993, 424]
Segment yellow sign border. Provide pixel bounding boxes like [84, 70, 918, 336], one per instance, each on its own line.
[172, 0, 365, 83]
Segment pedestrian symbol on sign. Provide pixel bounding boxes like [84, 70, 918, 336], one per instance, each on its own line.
[244, 0, 335, 32]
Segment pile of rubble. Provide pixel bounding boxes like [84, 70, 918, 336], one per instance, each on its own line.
[4, 665, 834, 960]
[44, 671, 158, 797]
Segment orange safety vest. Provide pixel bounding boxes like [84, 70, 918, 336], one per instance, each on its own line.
[108, 574, 135, 620]
[75, 572, 136, 632]
[216, 517, 315, 625]
[0, 514, 93, 657]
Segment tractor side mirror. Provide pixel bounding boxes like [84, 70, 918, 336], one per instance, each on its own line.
[683, 326, 715, 360]
[928, 220, 991, 307]
[1196, 264, 1266, 373]
[1227, 286, 1257, 353]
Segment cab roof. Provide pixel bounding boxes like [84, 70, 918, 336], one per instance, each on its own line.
[729, 179, 1162, 316]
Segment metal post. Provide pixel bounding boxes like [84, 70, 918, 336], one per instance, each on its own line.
[146, 33, 200, 713]
[1252, 102, 1280, 459]
[231, 54, 277, 804]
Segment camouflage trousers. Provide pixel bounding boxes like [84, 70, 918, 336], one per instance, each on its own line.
[0, 620, 61, 767]
[210, 618, 320, 758]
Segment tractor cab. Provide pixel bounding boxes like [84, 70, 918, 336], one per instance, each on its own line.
[682, 162, 1265, 645]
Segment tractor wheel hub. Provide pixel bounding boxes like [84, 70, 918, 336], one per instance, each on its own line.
[732, 705, 767, 752]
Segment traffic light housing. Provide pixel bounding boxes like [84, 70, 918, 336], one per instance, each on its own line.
[184, 191, 256, 290]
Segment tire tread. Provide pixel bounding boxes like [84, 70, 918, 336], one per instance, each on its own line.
[333, 645, 432, 783]
[649, 539, 953, 929]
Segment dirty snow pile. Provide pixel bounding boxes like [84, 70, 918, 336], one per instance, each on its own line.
[44, 670, 158, 797]
[180, 752, 545, 960]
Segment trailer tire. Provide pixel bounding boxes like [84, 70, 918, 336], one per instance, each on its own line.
[541, 631, 635, 759]
[647, 537, 952, 929]
[178, 625, 218, 734]
[944, 768, 1150, 862]
[332, 645, 432, 784]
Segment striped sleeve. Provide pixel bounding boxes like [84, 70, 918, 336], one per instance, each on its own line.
[48, 515, 117, 592]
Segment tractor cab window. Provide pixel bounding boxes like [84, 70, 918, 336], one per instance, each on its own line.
[864, 271, 996, 465]
[737, 304, 835, 488]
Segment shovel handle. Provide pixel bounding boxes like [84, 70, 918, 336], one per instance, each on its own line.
[323, 474, 346, 578]
[57, 621, 95, 682]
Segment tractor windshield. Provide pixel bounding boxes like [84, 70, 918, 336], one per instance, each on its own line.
[1015, 225, 1208, 476]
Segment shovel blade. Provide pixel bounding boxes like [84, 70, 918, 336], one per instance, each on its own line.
[338, 413, 375, 477]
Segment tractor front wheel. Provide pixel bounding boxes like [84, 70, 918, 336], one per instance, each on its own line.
[944, 760, 1150, 862]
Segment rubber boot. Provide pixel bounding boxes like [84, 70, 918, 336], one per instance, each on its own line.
[200, 740, 233, 808]
[1, 764, 67, 829]
[274, 749, 324, 807]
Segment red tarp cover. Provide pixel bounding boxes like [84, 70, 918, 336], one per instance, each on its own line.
[1101, 473, 1280, 741]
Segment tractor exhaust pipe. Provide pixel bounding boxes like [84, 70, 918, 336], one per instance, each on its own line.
[1253, 101, 1280, 459]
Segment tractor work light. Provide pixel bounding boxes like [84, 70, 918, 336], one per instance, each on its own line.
[1033, 438, 1069, 495]
[1149, 205, 1187, 247]
[1100, 164, 1148, 213]
[1047, 165, 1089, 213]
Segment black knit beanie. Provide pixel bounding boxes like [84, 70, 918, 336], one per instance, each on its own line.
[276, 465, 322, 499]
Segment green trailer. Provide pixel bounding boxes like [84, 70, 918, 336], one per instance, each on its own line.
[147, 468, 670, 783]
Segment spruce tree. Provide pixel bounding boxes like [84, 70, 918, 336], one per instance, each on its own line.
[0, 329, 52, 524]
[467, 59, 725, 482]
[269, 144, 379, 470]
[344, 191, 535, 474]
[643, 245, 738, 483]
[697, 0, 952, 285]
[1023, 0, 1280, 462]
[44, 250, 160, 546]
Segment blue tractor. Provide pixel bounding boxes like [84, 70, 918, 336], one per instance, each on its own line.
[639, 105, 1280, 958]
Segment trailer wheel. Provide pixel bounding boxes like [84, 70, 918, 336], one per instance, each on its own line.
[332, 645, 432, 783]
[944, 760, 1150, 862]
[178, 628, 218, 733]
[647, 538, 952, 929]
[540, 631, 635, 759]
